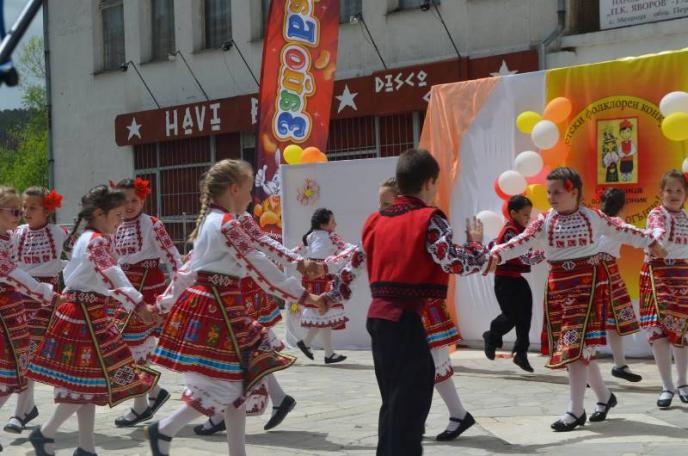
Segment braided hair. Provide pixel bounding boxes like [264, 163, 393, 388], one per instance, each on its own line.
[601, 188, 625, 217]
[188, 159, 253, 241]
[63, 185, 126, 253]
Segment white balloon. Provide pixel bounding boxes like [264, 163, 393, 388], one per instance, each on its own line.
[514, 151, 544, 177]
[683, 158, 688, 174]
[660, 91, 688, 116]
[531, 120, 560, 150]
[477, 210, 504, 241]
[498, 170, 527, 195]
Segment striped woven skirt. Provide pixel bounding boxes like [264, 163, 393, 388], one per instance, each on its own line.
[240, 277, 282, 328]
[301, 276, 348, 330]
[640, 259, 688, 346]
[114, 260, 167, 362]
[151, 272, 295, 416]
[545, 256, 609, 368]
[24, 276, 60, 358]
[599, 254, 640, 336]
[26, 291, 159, 406]
[0, 285, 31, 396]
[422, 299, 460, 349]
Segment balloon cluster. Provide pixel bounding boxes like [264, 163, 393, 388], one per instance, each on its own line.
[515, 97, 572, 169]
[284, 145, 329, 165]
[660, 91, 688, 142]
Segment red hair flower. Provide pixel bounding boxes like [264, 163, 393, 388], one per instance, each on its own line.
[108, 180, 117, 189]
[594, 187, 605, 200]
[683, 172, 688, 183]
[134, 177, 152, 200]
[564, 179, 574, 192]
[43, 190, 64, 212]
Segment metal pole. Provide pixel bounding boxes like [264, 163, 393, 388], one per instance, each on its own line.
[43, 3, 54, 190]
[181, 212, 188, 254]
[0, 0, 43, 64]
[431, 1, 461, 59]
[125, 61, 161, 108]
[230, 40, 259, 87]
[359, 17, 387, 70]
[175, 50, 209, 101]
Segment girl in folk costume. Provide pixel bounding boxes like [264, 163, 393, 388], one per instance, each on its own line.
[112, 177, 183, 427]
[295, 208, 356, 364]
[4, 187, 67, 434]
[597, 188, 643, 383]
[488, 167, 665, 432]
[192, 212, 324, 436]
[483, 195, 544, 374]
[146, 160, 324, 456]
[640, 170, 688, 408]
[26, 186, 159, 456]
[0, 187, 62, 452]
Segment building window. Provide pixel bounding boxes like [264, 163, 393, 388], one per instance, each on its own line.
[151, 0, 176, 61]
[399, 0, 437, 10]
[205, 0, 232, 49]
[340, 0, 362, 23]
[101, 0, 125, 71]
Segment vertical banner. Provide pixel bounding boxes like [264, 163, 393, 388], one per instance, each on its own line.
[253, 0, 340, 234]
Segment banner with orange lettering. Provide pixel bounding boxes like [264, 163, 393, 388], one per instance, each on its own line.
[253, 0, 339, 234]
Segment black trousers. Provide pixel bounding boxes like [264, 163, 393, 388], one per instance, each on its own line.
[367, 312, 435, 456]
[486, 275, 533, 354]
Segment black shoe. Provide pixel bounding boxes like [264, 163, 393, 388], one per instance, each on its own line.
[325, 354, 347, 364]
[551, 411, 586, 432]
[296, 340, 314, 360]
[264, 395, 296, 431]
[513, 352, 534, 373]
[435, 412, 476, 441]
[29, 428, 55, 456]
[148, 388, 171, 417]
[482, 331, 496, 360]
[145, 422, 172, 456]
[611, 365, 642, 383]
[114, 407, 153, 427]
[677, 385, 688, 403]
[74, 448, 98, 456]
[589, 393, 617, 422]
[0, 67, 19, 87]
[657, 390, 674, 409]
[193, 417, 227, 436]
[4, 405, 39, 433]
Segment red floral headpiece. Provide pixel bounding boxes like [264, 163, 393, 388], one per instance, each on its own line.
[564, 179, 574, 191]
[43, 190, 63, 212]
[134, 177, 152, 200]
[683, 172, 688, 183]
[594, 187, 605, 200]
[108, 180, 117, 190]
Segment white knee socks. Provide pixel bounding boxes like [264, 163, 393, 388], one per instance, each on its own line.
[77, 404, 96, 453]
[434, 377, 467, 432]
[225, 403, 247, 456]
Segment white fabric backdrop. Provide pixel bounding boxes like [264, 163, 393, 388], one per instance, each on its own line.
[280, 157, 398, 349]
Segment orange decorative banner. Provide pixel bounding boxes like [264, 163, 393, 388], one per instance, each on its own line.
[254, 0, 340, 233]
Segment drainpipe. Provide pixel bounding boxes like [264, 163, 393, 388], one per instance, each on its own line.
[539, 0, 567, 70]
[43, 3, 54, 190]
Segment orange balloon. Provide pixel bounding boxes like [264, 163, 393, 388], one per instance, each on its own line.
[315, 151, 328, 163]
[301, 147, 323, 164]
[542, 141, 570, 168]
[543, 97, 572, 124]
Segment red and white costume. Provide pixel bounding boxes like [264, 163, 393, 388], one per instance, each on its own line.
[152, 206, 303, 416]
[491, 207, 654, 368]
[297, 230, 355, 330]
[597, 223, 641, 336]
[0, 232, 56, 397]
[26, 230, 158, 405]
[114, 213, 182, 362]
[640, 206, 688, 346]
[11, 223, 67, 355]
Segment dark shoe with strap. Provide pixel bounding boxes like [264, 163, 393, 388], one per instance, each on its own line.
[513, 352, 534, 373]
[677, 385, 688, 403]
[296, 340, 314, 360]
[436, 412, 476, 441]
[4, 405, 39, 433]
[148, 388, 171, 417]
[657, 390, 674, 409]
[551, 411, 586, 432]
[29, 428, 55, 456]
[146, 422, 172, 456]
[589, 393, 617, 422]
[611, 365, 642, 383]
[264, 395, 296, 431]
[324, 354, 347, 364]
[114, 407, 153, 427]
[74, 448, 98, 456]
[193, 417, 226, 436]
[482, 331, 496, 360]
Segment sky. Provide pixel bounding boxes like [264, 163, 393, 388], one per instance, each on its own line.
[0, 0, 43, 110]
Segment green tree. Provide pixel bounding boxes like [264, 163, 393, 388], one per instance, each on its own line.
[0, 36, 48, 190]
